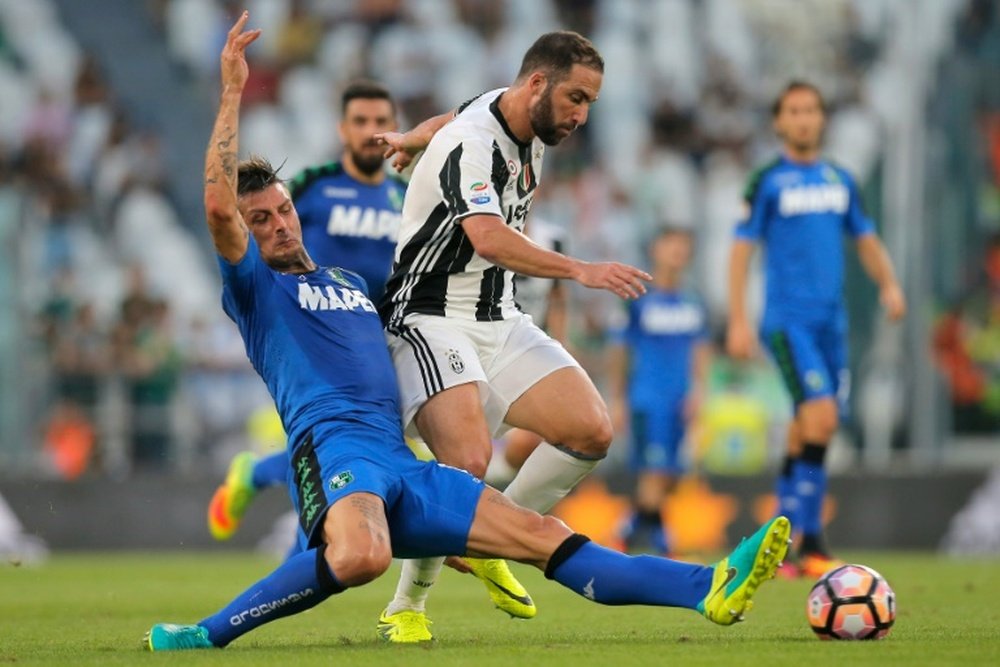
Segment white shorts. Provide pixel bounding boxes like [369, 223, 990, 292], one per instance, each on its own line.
[385, 313, 580, 438]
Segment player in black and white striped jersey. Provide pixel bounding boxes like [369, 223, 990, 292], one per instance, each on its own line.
[372, 31, 650, 641]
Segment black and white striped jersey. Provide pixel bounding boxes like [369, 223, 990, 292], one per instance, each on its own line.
[379, 88, 545, 327]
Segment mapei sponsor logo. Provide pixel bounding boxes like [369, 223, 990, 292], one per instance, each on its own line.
[298, 283, 377, 313]
[323, 186, 358, 198]
[639, 303, 704, 334]
[230, 588, 316, 626]
[778, 184, 849, 216]
[326, 205, 400, 240]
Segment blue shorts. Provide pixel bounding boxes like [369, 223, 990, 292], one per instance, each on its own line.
[287, 420, 485, 558]
[630, 401, 686, 474]
[762, 316, 849, 414]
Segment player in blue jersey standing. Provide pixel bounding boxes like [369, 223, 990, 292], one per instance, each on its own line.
[726, 81, 906, 578]
[144, 14, 790, 650]
[207, 81, 407, 542]
[610, 227, 711, 556]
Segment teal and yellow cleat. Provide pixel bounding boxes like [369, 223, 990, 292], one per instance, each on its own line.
[144, 623, 214, 651]
[465, 557, 536, 619]
[376, 608, 434, 643]
[207, 451, 257, 541]
[697, 515, 791, 625]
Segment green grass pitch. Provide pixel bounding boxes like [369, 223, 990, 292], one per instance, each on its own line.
[2, 551, 997, 666]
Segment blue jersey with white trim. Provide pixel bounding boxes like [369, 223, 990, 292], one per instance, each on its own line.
[218, 237, 401, 449]
[289, 162, 406, 304]
[612, 288, 708, 406]
[735, 155, 874, 323]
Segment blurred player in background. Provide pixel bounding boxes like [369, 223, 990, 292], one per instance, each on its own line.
[145, 15, 790, 650]
[609, 227, 711, 556]
[207, 80, 407, 543]
[726, 80, 906, 577]
[373, 31, 650, 641]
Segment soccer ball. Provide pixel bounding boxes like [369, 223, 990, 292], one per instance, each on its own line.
[806, 564, 895, 640]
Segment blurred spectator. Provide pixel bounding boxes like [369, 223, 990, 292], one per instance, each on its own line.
[114, 268, 181, 470]
[42, 399, 96, 479]
[50, 302, 110, 418]
[274, 0, 323, 67]
[180, 315, 260, 457]
[933, 234, 1000, 433]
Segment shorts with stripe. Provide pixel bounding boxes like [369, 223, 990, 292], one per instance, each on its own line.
[761, 316, 849, 415]
[288, 419, 484, 558]
[385, 312, 580, 438]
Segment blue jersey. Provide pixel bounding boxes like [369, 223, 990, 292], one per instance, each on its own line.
[289, 162, 406, 304]
[613, 288, 708, 407]
[218, 237, 402, 450]
[734, 155, 874, 324]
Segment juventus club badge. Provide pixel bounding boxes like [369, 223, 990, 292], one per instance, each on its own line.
[446, 349, 465, 374]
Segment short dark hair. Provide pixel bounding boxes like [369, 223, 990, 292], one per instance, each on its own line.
[237, 155, 282, 198]
[341, 79, 395, 115]
[771, 80, 826, 117]
[655, 225, 694, 241]
[516, 31, 604, 85]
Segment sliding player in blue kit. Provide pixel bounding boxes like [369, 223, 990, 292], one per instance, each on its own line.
[144, 13, 790, 651]
[726, 81, 905, 578]
[207, 82, 407, 542]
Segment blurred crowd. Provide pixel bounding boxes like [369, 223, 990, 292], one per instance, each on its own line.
[0, 0, 998, 478]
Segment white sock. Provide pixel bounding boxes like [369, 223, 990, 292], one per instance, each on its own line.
[502, 443, 600, 513]
[484, 452, 518, 487]
[385, 557, 445, 614]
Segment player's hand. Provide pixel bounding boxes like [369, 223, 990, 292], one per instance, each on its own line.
[881, 283, 907, 321]
[726, 319, 758, 360]
[375, 131, 422, 172]
[575, 262, 650, 300]
[220, 11, 261, 91]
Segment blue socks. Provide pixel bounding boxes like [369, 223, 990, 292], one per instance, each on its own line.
[792, 444, 828, 543]
[546, 536, 712, 609]
[775, 454, 799, 525]
[252, 451, 290, 490]
[622, 509, 669, 555]
[199, 546, 344, 646]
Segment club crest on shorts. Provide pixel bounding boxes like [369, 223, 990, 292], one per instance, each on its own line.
[446, 348, 465, 374]
[329, 470, 354, 491]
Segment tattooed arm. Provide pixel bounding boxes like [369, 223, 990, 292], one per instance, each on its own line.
[203, 11, 261, 263]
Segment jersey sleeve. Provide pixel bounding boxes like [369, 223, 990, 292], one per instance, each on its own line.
[216, 236, 262, 321]
[843, 171, 876, 238]
[441, 136, 504, 223]
[734, 168, 772, 241]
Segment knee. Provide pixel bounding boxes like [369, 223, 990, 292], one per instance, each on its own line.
[434, 444, 491, 479]
[324, 541, 392, 586]
[561, 409, 613, 458]
[800, 405, 838, 442]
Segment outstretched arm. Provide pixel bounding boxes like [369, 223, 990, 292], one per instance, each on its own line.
[203, 11, 261, 263]
[461, 215, 650, 300]
[375, 111, 455, 172]
[726, 238, 758, 359]
[856, 234, 906, 321]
